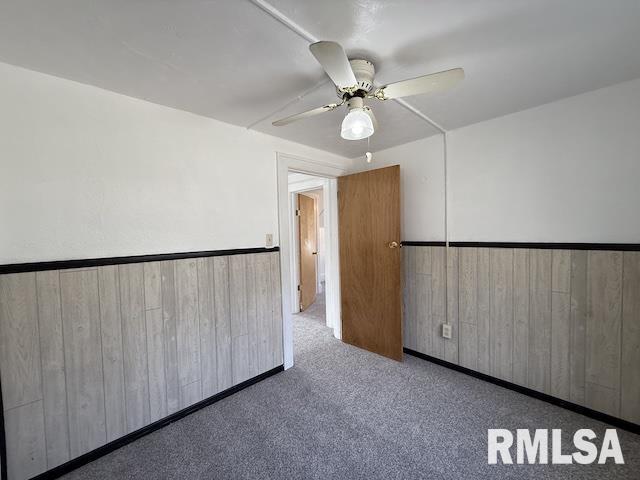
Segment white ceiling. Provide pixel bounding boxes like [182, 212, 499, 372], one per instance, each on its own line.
[1, 1, 639, 158]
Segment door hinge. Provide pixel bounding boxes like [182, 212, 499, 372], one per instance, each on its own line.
[297, 284, 301, 291]
[295, 209, 301, 216]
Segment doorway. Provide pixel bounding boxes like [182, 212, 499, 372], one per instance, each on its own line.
[276, 153, 402, 369]
[297, 190, 321, 311]
[288, 175, 328, 336]
[277, 153, 346, 368]
[289, 175, 326, 312]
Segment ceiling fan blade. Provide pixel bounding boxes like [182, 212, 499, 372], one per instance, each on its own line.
[375, 68, 464, 100]
[272, 102, 342, 127]
[309, 41, 358, 90]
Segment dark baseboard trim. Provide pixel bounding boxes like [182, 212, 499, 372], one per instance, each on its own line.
[401, 241, 447, 247]
[0, 246, 280, 275]
[403, 348, 640, 435]
[401, 241, 640, 251]
[28, 365, 284, 480]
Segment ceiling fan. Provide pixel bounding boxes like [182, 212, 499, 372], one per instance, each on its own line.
[272, 41, 464, 141]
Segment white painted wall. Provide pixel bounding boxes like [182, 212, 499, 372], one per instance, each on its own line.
[449, 77, 640, 243]
[3, 60, 639, 265]
[350, 135, 445, 242]
[354, 78, 640, 243]
[0, 62, 350, 263]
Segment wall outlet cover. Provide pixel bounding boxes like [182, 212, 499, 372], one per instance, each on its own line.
[442, 324, 452, 339]
[265, 233, 273, 248]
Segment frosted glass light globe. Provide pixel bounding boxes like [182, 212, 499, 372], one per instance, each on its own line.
[341, 108, 374, 140]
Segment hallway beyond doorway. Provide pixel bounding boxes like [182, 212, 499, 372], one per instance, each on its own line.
[294, 289, 326, 326]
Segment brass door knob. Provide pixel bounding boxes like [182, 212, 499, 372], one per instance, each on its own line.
[388, 241, 399, 249]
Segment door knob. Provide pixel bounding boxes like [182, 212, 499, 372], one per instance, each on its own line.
[388, 241, 399, 249]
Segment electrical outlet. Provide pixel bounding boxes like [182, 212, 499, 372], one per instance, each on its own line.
[442, 324, 452, 339]
[265, 233, 273, 248]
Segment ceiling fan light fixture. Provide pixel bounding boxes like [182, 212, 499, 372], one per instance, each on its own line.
[271, 41, 464, 146]
[341, 107, 374, 140]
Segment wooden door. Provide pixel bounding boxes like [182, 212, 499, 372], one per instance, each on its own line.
[338, 165, 402, 360]
[298, 193, 317, 311]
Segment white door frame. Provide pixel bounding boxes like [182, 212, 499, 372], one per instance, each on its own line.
[276, 152, 346, 369]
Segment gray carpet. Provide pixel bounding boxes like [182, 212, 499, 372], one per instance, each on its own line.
[297, 290, 326, 325]
[64, 295, 639, 479]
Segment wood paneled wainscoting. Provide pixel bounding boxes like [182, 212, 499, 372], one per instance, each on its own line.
[402, 243, 640, 429]
[0, 248, 283, 480]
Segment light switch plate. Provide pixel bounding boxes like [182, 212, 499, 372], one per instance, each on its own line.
[265, 233, 273, 248]
[442, 324, 452, 339]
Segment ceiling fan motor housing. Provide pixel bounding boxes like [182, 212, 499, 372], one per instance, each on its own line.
[348, 59, 375, 93]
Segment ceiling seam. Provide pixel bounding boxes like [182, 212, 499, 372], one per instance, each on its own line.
[393, 98, 446, 133]
[245, 78, 329, 130]
[249, 0, 318, 43]
[247, 0, 447, 133]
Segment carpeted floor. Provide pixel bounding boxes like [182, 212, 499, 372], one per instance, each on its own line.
[64, 294, 639, 479]
[296, 289, 326, 325]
